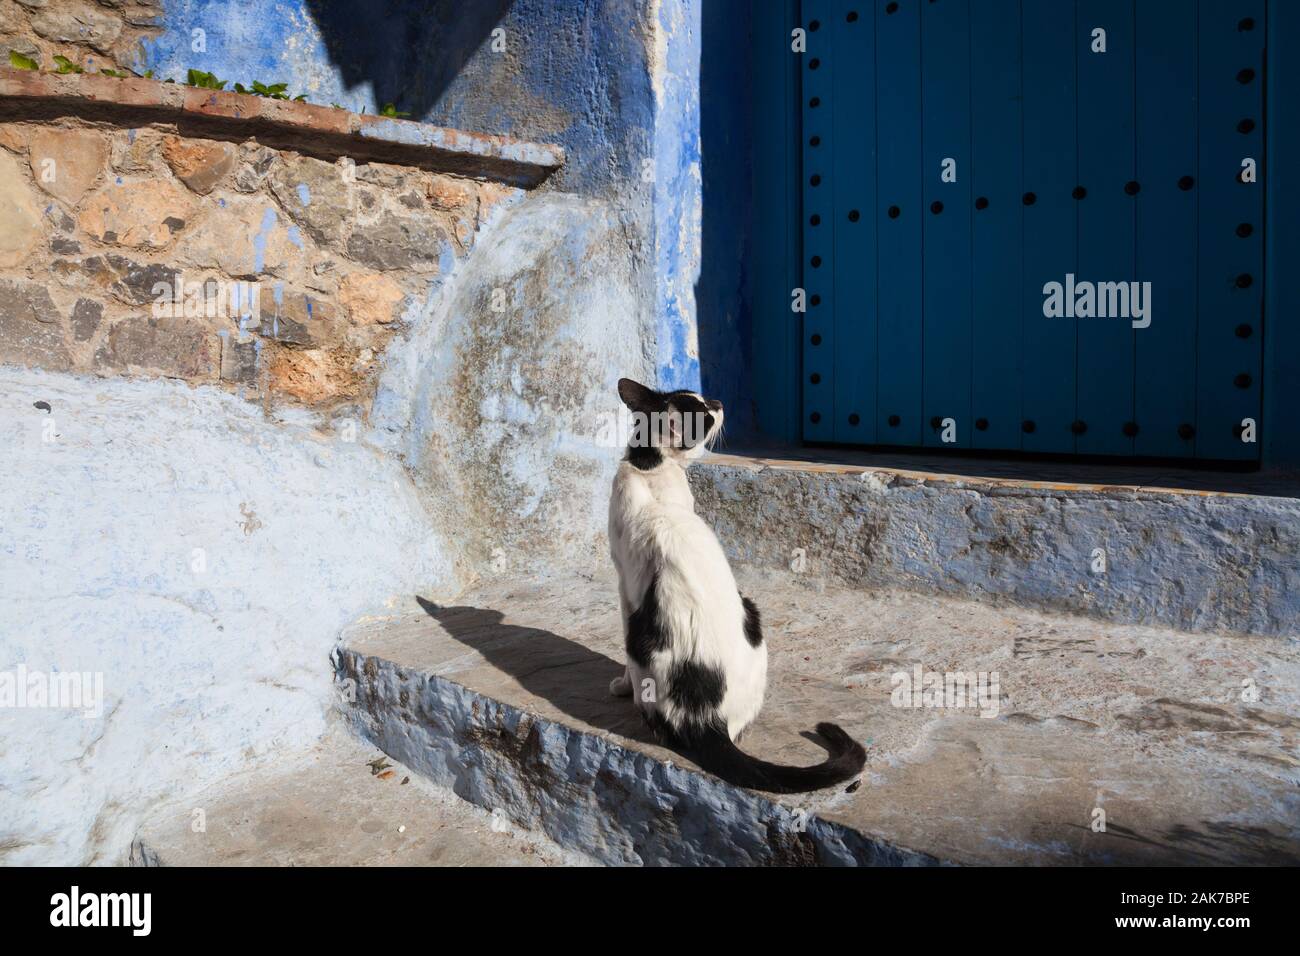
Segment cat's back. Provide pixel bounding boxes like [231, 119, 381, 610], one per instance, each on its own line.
[610, 460, 730, 576]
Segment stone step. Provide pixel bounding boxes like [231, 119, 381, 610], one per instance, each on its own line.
[690, 451, 1300, 638]
[336, 568, 1300, 866]
[130, 729, 592, 866]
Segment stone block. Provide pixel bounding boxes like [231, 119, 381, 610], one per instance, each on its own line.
[346, 191, 450, 272]
[110, 259, 181, 305]
[0, 151, 44, 267]
[110, 127, 166, 175]
[77, 178, 194, 248]
[338, 272, 404, 326]
[231, 143, 275, 193]
[95, 316, 218, 380]
[162, 135, 236, 195]
[266, 344, 361, 405]
[28, 127, 108, 207]
[0, 124, 27, 154]
[0, 279, 71, 370]
[258, 288, 343, 347]
[219, 332, 259, 385]
[52, 254, 179, 307]
[426, 174, 476, 213]
[268, 153, 353, 247]
[178, 195, 303, 279]
[30, 2, 123, 53]
[69, 297, 102, 341]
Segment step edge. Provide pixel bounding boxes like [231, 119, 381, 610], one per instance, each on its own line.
[336, 645, 950, 867]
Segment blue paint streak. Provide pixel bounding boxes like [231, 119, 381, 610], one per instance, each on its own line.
[438, 243, 456, 279]
[654, 0, 702, 394]
[253, 207, 278, 275]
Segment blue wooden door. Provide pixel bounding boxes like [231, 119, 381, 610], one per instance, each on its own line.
[795, 0, 1265, 462]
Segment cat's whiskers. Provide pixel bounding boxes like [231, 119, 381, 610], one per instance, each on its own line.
[709, 416, 727, 452]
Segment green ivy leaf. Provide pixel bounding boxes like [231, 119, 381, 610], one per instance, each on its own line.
[8, 51, 40, 71]
[186, 68, 226, 90]
[237, 79, 297, 100]
[53, 55, 84, 75]
[99, 69, 126, 78]
[380, 102, 410, 118]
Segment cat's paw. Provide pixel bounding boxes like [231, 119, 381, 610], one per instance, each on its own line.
[609, 672, 633, 697]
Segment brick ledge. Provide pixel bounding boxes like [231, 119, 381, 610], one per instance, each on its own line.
[0, 68, 564, 186]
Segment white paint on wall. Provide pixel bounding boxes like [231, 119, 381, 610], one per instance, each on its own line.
[0, 368, 459, 864]
[0, 190, 652, 866]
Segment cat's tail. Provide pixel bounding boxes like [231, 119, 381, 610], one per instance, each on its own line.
[686, 720, 866, 794]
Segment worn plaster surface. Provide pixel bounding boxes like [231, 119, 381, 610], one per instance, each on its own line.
[0, 366, 458, 865]
[372, 190, 653, 581]
[690, 454, 1300, 638]
[0, 170, 658, 867]
[339, 566, 1300, 866]
[131, 727, 592, 866]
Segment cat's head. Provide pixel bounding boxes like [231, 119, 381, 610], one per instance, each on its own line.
[617, 378, 724, 463]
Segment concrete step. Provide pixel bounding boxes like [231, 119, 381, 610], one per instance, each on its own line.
[130, 729, 592, 866]
[690, 451, 1300, 638]
[336, 568, 1300, 866]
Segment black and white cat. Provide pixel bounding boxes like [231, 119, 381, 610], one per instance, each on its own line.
[607, 378, 866, 793]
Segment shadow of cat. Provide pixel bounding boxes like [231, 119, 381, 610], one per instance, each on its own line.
[413, 596, 661, 749]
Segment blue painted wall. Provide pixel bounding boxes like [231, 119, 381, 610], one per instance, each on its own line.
[654, 0, 703, 394]
[137, 0, 715, 395]
[694, 0, 800, 445]
[137, 0, 655, 198]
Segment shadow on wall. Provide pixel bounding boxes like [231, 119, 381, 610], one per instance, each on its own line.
[695, 0, 756, 442]
[302, 0, 512, 117]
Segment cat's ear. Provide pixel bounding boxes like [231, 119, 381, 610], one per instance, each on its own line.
[618, 378, 664, 412]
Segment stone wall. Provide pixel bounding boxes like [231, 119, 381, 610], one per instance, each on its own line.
[126, 0, 701, 394]
[0, 64, 652, 864]
[0, 107, 520, 410]
[1, 0, 162, 75]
